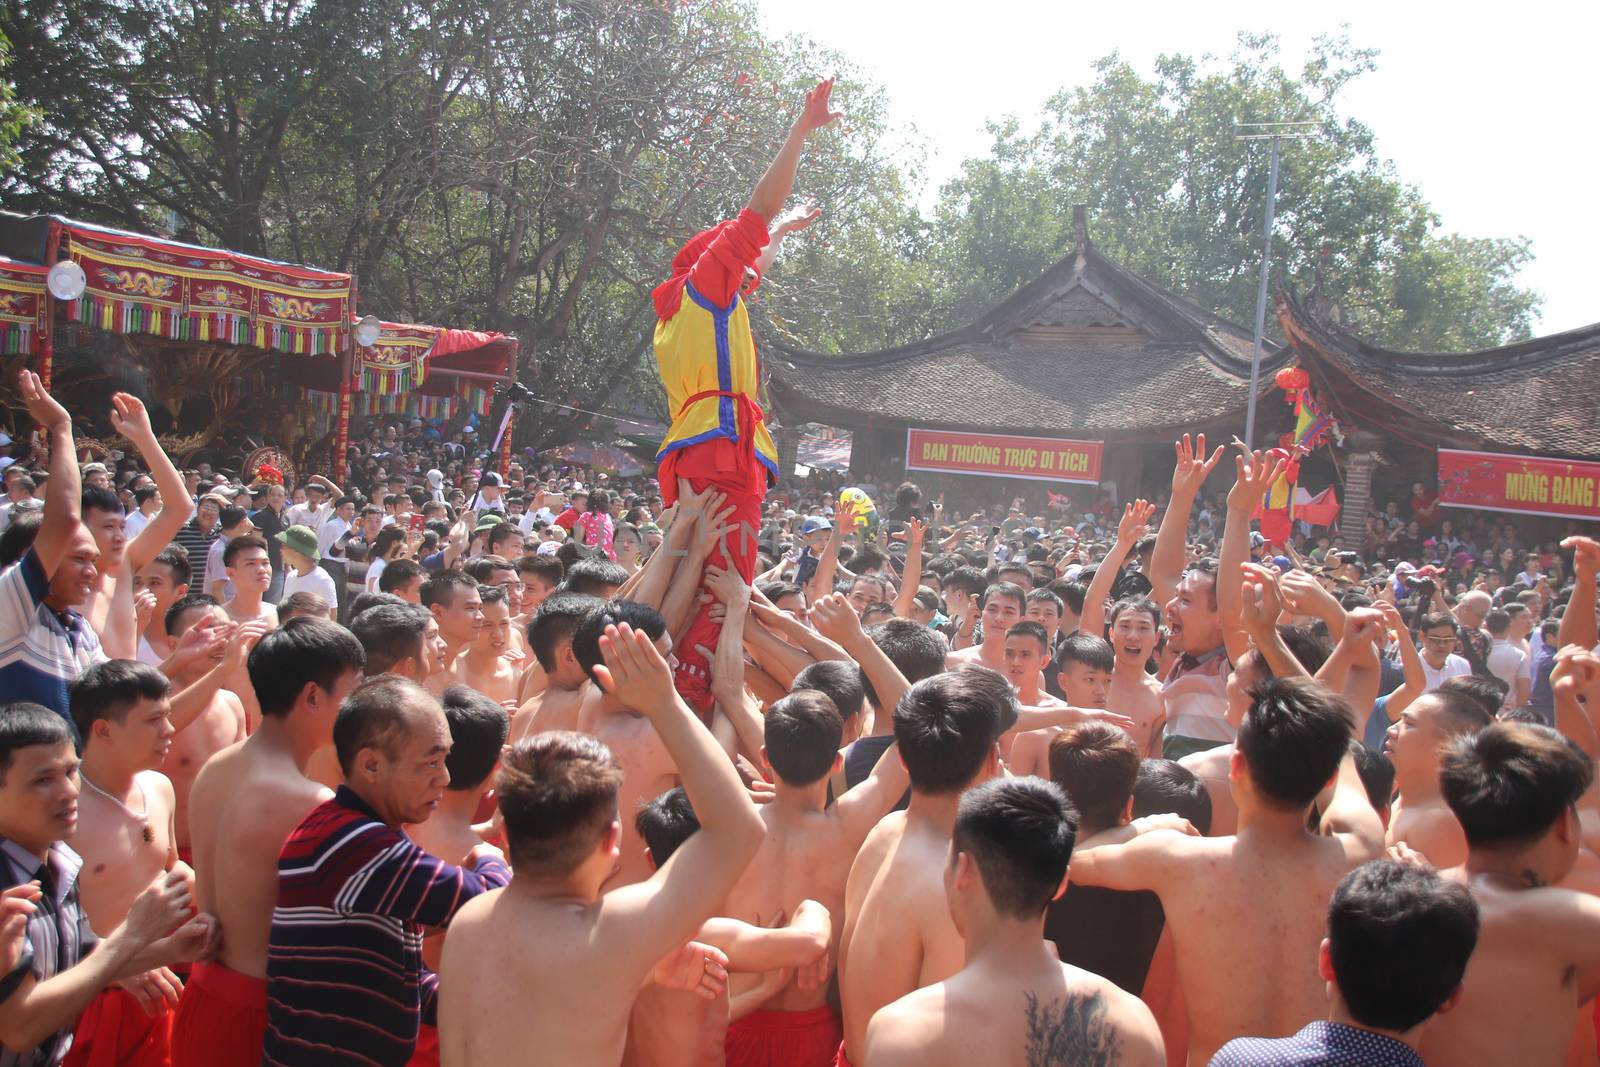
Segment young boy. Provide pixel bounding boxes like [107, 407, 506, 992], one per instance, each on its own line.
[276, 524, 338, 607]
[133, 545, 192, 669]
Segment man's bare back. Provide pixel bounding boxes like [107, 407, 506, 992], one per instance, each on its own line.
[838, 810, 966, 1063]
[866, 955, 1163, 1067]
[187, 738, 332, 977]
[1178, 744, 1235, 836]
[1387, 795, 1469, 871]
[1420, 874, 1600, 1067]
[511, 683, 587, 744]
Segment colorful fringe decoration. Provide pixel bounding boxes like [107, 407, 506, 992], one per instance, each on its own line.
[62, 223, 350, 358]
[0, 256, 47, 356]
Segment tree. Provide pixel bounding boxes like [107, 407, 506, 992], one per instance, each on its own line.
[928, 33, 1541, 351]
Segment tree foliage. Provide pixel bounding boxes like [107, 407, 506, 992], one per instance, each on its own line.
[929, 33, 1541, 351]
[0, 14, 1545, 449]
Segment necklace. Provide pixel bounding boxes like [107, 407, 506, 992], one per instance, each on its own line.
[79, 773, 155, 843]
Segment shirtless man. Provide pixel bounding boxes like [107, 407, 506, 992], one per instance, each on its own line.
[67, 660, 187, 1060]
[437, 620, 766, 1066]
[720, 667, 913, 1065]
[160, 596, 250, 862]
[511, 592, 603, 742]
[629, 787, 834, 1067]
[865, 778, 1163, 1067]
[171, 618, 365, 1067]
[80, 393, 194, 659]
[836, 667, 1008, 1067]
[570, 600, 683, 888]
[1384, 690, 1492, 871]
[132, 545, 191, 668]
[220, 534, 279, 627]
[1420, 722, 1600, 1067]
[1068, 676, 1385, 1063]
[447, 584, 519, 704]
[421, 571, 484, 694]
[350, 601, 439, 681]
[1009, 632, 1112, 778]
[945, 582, 1023, 672]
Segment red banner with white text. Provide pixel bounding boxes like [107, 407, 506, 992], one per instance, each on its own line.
[905, 429, 1103, 484]
[1437, 448, 1600, 520]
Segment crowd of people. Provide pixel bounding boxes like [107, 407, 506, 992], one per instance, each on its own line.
[2, 76, 1600, 1067]
[1, 365, 1598, 1067]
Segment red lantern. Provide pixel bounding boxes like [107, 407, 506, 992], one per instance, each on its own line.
[1274, 366, 1310, 391]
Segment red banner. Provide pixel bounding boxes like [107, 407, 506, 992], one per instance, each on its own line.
[1438, 448, 1600, 520]
[905, 429, 1103, 484]
[0, 256, 47, 355]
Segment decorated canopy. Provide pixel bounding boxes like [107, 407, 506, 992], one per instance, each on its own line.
[0, 255, 47, 355]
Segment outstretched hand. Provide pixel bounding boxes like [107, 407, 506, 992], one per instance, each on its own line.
[110, 392, 157, 444]
[798, 78, 843, 133]
[1227, 442, 1289, 513]
[773, 200, 823, 235]
[1114, 499, 1155, 548]
[1239, 562, 1284, 638]
[1170, 433, 1225, 499]
[18, 370, 70, 431]
[593, 623, 678, 717]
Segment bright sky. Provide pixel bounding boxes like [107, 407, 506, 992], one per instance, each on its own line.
[755, 0, 1597, 339]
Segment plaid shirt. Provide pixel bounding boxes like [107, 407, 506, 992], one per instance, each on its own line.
[0, 839, 98, 1067]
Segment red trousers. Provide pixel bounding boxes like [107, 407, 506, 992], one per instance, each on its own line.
[65, 987, 174, 1067]
[169, 961, 267, 1067]
[726, 1006, 841, 1067]
[659, 436, 767, 713]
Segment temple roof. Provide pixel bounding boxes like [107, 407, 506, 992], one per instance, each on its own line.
[767, 207, 1284, 439]
[1276, 293, 1600, 460]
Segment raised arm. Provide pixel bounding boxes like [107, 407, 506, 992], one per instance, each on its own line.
[1559, 537, 1599, 653]
[627, 482, 707, 609]
[1318, 750, 1385, 861]
[1237, 563, 1310, 679]
[664, 497, 733, 641]
[1550, 647, 1600, 760]
[747, 79, 840, 222]
[806, 519, 844, 606]
[1080, 500, 1153, 638]
[1376, 602, 1426, 723]
[1150, 434, 1224, 606]
[598, 624, 765, 966]
[890, 517, 927, 620]
[708, 571, 767, 761]
[17, 370, 80, 576]
[811, 593, 912, 717]
[114, 394, 194, 571]
[1321, 608, 1384, 733]
[1219, 447, 1288, 664]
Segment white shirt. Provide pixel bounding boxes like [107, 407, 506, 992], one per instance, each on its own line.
[1421, 653, 1472, 693]
[204, 538, 233, 600]
[283, 565, 339, 607]
[317, 517, 352, 559]
[365, 556, 388, 593]
[285, 501, 333, 532]
[124, 509, 155, 539]
[1486, 639, 1526, 696]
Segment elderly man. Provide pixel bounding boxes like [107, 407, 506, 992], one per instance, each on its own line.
[1451, 590, 1493, 677]
[263, 675, 509, 1066]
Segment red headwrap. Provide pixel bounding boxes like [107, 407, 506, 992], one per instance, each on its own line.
[651, 219, 763, 320]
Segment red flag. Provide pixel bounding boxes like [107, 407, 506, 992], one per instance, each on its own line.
[1296, 487, 1341, 527]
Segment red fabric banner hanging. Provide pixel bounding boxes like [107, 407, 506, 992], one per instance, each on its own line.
[0, 257, 47, 356]
[1438, 448, 1600, 520]
[905, 428, 1103, 484]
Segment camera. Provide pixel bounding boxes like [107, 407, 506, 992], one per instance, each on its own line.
[497, 380, 536, 403]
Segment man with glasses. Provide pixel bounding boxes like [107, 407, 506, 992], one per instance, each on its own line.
[1416, 612, 1472, 692]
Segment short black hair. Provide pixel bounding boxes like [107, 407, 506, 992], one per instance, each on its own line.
[528, 593, 605, 673]
[1048, 579, 1087, 617]
[562, 559, 629, 597]
[953, 777, 1075, 919]
[348, 591, 407, 622]
[859, 619, 947, 711]
[147, 544, 193, 589]
[571, 600, 668, 681]
[0, 512, 40, 567]
[351, 603, 429, 676]
[422, 570, 479, 609]
[764, 690, 843, 786]
[378, 558, 426, 594]
[249, 617, 366, 718]
[1131, 759, 1213, 835]
[477, 584, 509, 609]
[223, 533, 268, 568]
[941, 566, 988, 602]
[1441, 722, 1594, 849]
[1024, 587, 1064, 617]
[70, 659, 171, 740]
[516, 555, 564, 586]
[81, 485, 124, 516]
[1350, 741, 1396, 819]
[893, 667, 1007, 795]
[497, 732, 623, 875]
[440, 685, 509, 791]
[164, 592, 220, 638]
[1004, 620, 1050, 653]
[1236, 677, 1354, 809]
[792, 661, 865, 725]
[980, 582, 1025, 613]
[1328, 859, 1478, 1031]
[333, 674, 437, 776]
[635, 786, 698, 865]
[0, 703, 73, 783]
[1057, 632, 1114, 674]
[1420, 611, 1458, 635]
[465, 554, 515, 584]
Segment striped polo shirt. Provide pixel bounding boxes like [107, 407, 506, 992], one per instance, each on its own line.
[264, 787, 510, 1066]
[0, 550, 105, 735]
[0, 839, 97, 1067]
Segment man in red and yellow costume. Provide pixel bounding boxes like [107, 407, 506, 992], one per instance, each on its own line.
[652, 78, 840, 710]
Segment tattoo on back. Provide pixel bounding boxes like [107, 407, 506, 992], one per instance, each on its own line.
[1025, 990, 1122, 1066]
[1520, 868, 1547, 888]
